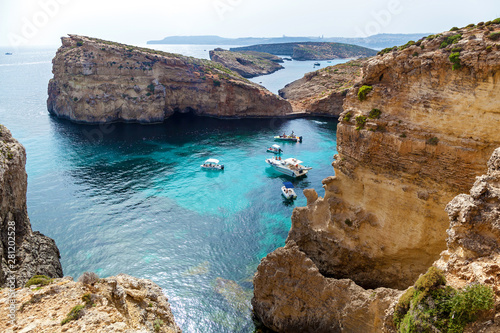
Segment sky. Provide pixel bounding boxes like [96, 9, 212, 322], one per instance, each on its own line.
[1, 0, 499, 47]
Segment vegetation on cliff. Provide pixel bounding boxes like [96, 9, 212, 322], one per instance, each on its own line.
[394, 267, 494, 333]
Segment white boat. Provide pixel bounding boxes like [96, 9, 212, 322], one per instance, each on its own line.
[274, 134, 302, 143]
[266, 144, 283, 154]
[281, 181, 297, 200]
[265, 157, 312, 178]
[201, 158, 224, 170]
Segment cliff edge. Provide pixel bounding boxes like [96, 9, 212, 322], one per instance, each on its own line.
[47, 35, 292, 123]
[0, 124, 62, 288]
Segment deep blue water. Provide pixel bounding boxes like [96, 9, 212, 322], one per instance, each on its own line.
[0, 46, 338, 332]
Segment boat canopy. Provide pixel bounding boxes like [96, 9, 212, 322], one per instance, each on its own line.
[272, 144, 281, 149]
[283, 181, 294, 188]
[283, 158, 303, 164]
[204, 158, 219, 164]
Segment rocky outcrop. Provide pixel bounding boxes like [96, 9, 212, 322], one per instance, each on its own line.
[253, 21, 500, 332]
[47, 35, 292, 123]
[279, 59, 365, 116]
[209, 48, 283, 78]
[253, 241, 402, 333]
[0, 124, 62, 287]
[0, 274, 181, 332]
[231, 42, 377, 60]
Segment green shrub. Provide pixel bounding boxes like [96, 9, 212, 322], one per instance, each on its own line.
[451, 47, 462, 52]
[465, 23, 476, 28]
[61, 305, 85, 325]
[213, 80, 221, 87]
[154, 319, 164, 332]
[76, 41, 83, 47]
[412, 52, 419, 57]
[368, 108, 381, 119]
[344, 219, 352, 227]
[25, 275, 52, 288]
[355, 115, 367, 129]
[487, 32, 500, 40]
[399, 40, 415, 50]
[440, 34, 462, 48]
[400, 132, 407, 138]
[394, 266, 495, 333]
[73, 97, 78, 102]
[147, 84, 155, 93]
[343, 112, 352, 122]
[449, 52, 462, 70]
[450, 27, 459, 31]
[7, 152, 13, 160]
[485, 21, 492, 26]
[492, 18, 500, 24]
[486, 45, 493, 52]
[357, 85, 373, 101]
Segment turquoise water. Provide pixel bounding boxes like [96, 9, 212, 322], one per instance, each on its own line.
[0, 46, 338, 332]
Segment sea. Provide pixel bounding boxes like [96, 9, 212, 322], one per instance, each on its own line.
[0, 44, 343, 332]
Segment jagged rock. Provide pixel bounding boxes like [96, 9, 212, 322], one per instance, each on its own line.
[209, 49, 283, 78]
[0, 124, 62, 287]
[47, 35, 292, 123]
[252, 242, 402, 333]
[0, 274, 182, 332]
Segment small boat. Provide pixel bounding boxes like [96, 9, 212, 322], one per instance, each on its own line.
[267, 144, 283, 154]
[314, 62, 320, 66]
[201, 158, 224, 170]
[274, 132, 302, 143]
[265, 157, 312, 178]
[281, 181, 297, 200]
[5, 53, 12, 55]
[327, 61, 332, 63]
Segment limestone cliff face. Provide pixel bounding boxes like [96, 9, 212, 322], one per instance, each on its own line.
[0, 274, 181, 332]
[47, 35, 292, 123]
[279, 59, 365, 117]
[209, 48, 283, 78]
[253, 22, 500, 332]
[289, 23, 500, 290]
[0, 125, 62, 287]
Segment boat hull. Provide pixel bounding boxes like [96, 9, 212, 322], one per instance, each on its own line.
[265, 159, 308, 178]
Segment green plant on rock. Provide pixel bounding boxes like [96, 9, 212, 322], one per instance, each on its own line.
[154, 319, 164, 332]
[492, 18, 500, 24]
[450, 27, 460, 31]
[427, 137, 439, 145]
[449, 52, 462, 70]
[368, 108, 381, 119]
[394, 267, 494, 333]
[61, 305, 85, 325]
[357, 85, 373, 101]
[440, 34, 462, 48]
[487, 32, 500, 41]
[355, 115, 367, 130]
[343, 112, 352, 122]
[25, 275, 52, 288]
[76, 41, 83, 47]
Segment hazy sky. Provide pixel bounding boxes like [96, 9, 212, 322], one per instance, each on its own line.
[1, 0, 499, 47]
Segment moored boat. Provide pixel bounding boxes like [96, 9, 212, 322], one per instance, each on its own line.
[201, 158, 224, 170]
[274, 131, 302, 143]
[266, 144, 283, 154]
[281, 181, 297, 200]
[265, 157, 311, 178]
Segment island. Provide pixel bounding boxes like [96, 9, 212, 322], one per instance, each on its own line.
[230, 42, 377, 60]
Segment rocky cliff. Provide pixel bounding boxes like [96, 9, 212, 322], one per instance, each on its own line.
[279, 59, 365, 116]
[0, 124, 62, 287]
[253, 20, 500, 332]
[0, 274, 181, 332]
[209, 48, 283, 78]
[231, 42, 377, 60]
[47, 35, 292, 123]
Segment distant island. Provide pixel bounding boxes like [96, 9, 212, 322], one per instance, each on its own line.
[230, 42, 377, 60]
[147, 33, 431, 49]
